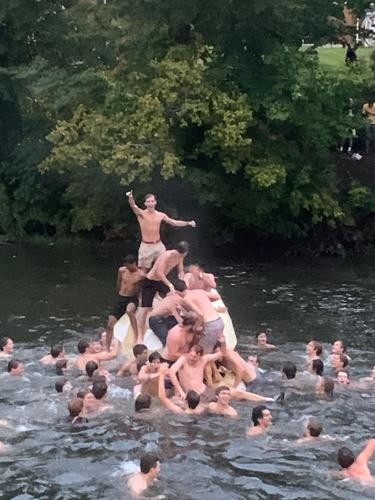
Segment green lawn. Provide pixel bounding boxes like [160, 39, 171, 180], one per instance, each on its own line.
[317, 47, 374, 70]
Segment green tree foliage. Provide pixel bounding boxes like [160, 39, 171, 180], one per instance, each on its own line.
[1, 0, 375, 243]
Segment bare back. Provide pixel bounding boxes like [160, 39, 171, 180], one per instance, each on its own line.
[150, 294, 183, 317]
[147, 250, 181, 281]
[184, 289, 219, 323]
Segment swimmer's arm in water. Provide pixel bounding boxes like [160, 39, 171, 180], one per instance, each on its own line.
[356, 438, 375, 466]
[158, 366, 184, 413]
[126, 190, 143, 216]
[169, 357, 186, 399]
[230, 388, 273, 402]
[96, 339, 120, 362]
[162, 213, 196, 228]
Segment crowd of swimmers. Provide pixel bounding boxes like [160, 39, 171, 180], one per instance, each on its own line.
[1, 191, 375, 495]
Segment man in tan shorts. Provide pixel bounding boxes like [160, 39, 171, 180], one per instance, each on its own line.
[127, 191, 196, 270]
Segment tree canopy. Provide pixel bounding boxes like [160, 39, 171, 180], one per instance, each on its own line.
[1, 1, 375, 251]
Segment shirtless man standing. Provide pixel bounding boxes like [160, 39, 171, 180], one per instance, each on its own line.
[337, 439, 375, 482]
[106, 255, 145, 348]
[139, 241, 189, 341]
[127, 191, 195, 271]
[184, 288, 225, 354]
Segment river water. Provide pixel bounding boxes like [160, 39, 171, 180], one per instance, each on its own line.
[0, 242, 375, 499]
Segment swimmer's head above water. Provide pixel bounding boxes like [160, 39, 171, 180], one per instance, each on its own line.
[0, 337, 14, 354]
[282, 361, 297, 380]
[252, 405, 272, 428]
[7, 359, 24, 376]
[135, 394, 151, 412]
[186, 390, 200, 409]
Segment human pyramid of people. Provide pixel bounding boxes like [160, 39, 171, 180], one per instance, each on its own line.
[1, 191, 375, 496]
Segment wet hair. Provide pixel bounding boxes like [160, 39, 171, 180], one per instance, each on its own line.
[189, 344, 204, 356]
[282, 361, 297, 380]
[215, 385, 230, 396]
[7, 359, 22, 373]
[312, 359, 324, 376]
[181, 312, 198, 327]
[144, 193, 156, 202]
[124, 254, 137, 265]
[307, 419, 323, 437]
[55, 377, 69, 393]
[68, 398, 84, 417]
[140, 453, 160, 474]
[190, 262, 205, 270]
[56, 359, 68, 375]
[335, 339, 346, 353]
[311, 341, 323, 356]
[173, 279, 187, 293]
[133, 344, 147, 357]
[337, 370, 349, 381]
[337, 446, 355, 468]
[175, 241, 189, 254]
[339, 354, 349, 368]
[85, 361, 99, 378]
[77, 339, 90, 354]
[252, 405, 268, 426]
[148, 352, 161, 363]
[256, 332, 267, 339]
[0, 337, 11, 351]
[186, 390, 200, 409]
[322, 377, 334, 397]
[135, 394, 151, 412]
[91, 374, 106, 385]
[77, 388, 90, 399]
[50, 344, 64, 358]
[91, 382, 107, 400]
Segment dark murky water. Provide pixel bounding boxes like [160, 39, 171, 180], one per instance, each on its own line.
[1, 242, 375, 499]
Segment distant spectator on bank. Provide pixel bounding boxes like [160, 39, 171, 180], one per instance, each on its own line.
[345, 42, 359, 64]
[362, 99, 375, 153]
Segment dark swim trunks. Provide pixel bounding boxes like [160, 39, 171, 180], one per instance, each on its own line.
[141, 279, 169, 308]
[112, 295, 139, 320]
[149, 315, 178, 346]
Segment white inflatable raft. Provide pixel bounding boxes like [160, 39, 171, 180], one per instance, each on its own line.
[114, 297, 237, 357]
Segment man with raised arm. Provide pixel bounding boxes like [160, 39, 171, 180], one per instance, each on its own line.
[337, 439, 375, 481]
[127, 191, 195, 271]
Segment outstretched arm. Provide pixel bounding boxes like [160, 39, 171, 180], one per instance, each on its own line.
[356, 438, 375, 466]
[162, 214, 196, 228]
[158, 367, 183, 413]
[126, 190, 143, 216]
[230, 388, 273, 402]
